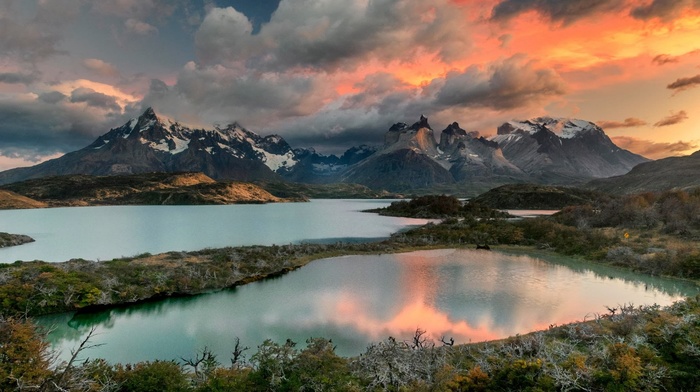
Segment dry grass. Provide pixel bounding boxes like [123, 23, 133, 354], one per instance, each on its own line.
[0, 189, 47, 209]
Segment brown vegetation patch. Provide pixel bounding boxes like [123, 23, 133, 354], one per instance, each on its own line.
[0, 189, 47, 209]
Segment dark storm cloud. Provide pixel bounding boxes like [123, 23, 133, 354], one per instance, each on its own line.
[631, 0, 700, 20]
[194, 0, 471, 71]
[70, 88, 122, 111]
[597, 118, 647, 129]
[0, 99, 117, 159]
[0, 16, 63, 63]
[284, 123, 387, 154]
[0, 0, 82, 64]
[667, 74, 700, 93]
[0, 72, 39, 85]
[175, 66, 319, 117]
[90, 0, 178, 20]
[654, 110, 688, 127]
[434, 55, 567, 110]
[38, 91, 68, 104]
[490, 0, 625, 24]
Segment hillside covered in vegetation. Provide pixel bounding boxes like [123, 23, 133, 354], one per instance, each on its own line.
[471, 183, 609, 210]
[0, 172, 289, 207]
[366, 194, 511, 219]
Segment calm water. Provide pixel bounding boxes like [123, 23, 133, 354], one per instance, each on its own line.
[38, 248, 699, 364]
[0, 200, 430, 263]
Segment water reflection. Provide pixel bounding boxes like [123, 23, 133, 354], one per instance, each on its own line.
[37, 249, 700, 364]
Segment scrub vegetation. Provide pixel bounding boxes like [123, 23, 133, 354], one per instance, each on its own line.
[1, 191, 700, 390]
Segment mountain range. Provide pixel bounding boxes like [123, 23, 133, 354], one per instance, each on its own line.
[0, 108, 649, 192]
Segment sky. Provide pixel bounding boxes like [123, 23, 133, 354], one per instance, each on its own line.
[1, 0, 700, 171]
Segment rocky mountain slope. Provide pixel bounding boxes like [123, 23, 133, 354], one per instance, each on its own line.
[492, 118, 648, 183]
[1, 172, 285, 207]
[0, 108, 292, 185]
[340, 116, 527, 191]
[341, 116, 645, 192]
[586, 150, 700, 194]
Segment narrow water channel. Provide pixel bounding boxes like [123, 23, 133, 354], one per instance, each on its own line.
[37, 248, 700, 364]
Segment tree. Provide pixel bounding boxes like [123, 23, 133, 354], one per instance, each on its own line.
[0, 317, 53, 391]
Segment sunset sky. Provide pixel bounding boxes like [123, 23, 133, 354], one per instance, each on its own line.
[1, 0, 699, 170]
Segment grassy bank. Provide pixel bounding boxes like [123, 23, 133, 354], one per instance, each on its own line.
[0, 241, 456, 318]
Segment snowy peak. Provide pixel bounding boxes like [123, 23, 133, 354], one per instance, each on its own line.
[490, 116, 649, 181]
[496, 117, 603, 139]
[86, 108, 299, 172]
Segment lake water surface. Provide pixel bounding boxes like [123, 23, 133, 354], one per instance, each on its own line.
[38, 248, 699, 364]
[0, 200, 430, 263]
[7, 201, 699, 363]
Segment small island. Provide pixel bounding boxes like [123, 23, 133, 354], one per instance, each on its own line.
[0, 232, 34, 248]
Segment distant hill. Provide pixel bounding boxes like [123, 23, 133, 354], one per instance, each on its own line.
[258, 182, 400, 199]
[471, 184, 610, 210]
[586, 151, 700, 194]
[1, 172, 286, 207]
[0, 189, 47, 209]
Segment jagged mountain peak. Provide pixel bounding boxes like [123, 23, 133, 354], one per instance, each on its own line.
[383, 115, 438, 156]
[443, 122, 467, 136]
[413, 114, 431, 130]
[141, 106, 157, 119]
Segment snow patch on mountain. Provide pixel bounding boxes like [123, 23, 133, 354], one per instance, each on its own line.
[496, 117, 602, 140]
[170, 138, 190, 154]
[248, 139, 297, 171]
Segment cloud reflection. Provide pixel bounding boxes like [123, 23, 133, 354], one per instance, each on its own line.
[38, 249, 698, 363]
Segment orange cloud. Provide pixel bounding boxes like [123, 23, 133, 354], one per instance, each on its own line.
[652, 53, 680, 65]
[667, 74, 700, 93]
[597, 118, 647, 129]
[611, 136, 697, 159]
[654, 110, 689, 127]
